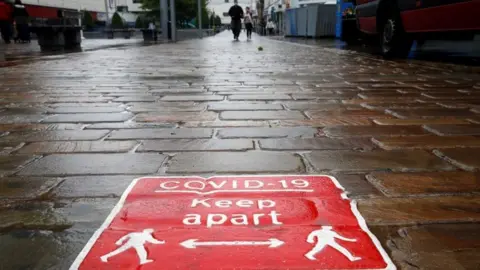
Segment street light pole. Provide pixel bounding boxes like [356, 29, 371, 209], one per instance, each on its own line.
[169, 0, 176, 41]
[160, 0, 168, 39]
[197, 0, 202, 38]
[104, 0, 110, 26]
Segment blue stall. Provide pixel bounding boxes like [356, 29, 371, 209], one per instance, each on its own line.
[335, 0, 354, 38]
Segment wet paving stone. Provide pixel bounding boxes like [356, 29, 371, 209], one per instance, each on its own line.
[283, 102, 359, 111]
[343, 97, 421, 105]
[217, 127, 317, 138]
[0, 177, 63, 199]
[0, 198, 118, 267]
[373, 135, 480, 150]
[331, 174, 382, 198]
[306, 150, 453, 173]
[220, 111, 305, 120]
[0, 130, 109, 142]
[44, 97, 113, 103]
[422, 92, 480, 99]
[47, 107, 126, 114]
[135, 112, 217, 122]
[208, 103, 283, 111]
[150, 89, 206, 95]
[128, 104, 206, 113]
[259, 138, 374, 150]
[361, 102, 442, 110]
[113, 96, 157, 102]
[394, 223, 480, 252]
[228, 94, 292, 101]
[167, 152, 304, 173]
[386, 108, 477, 119]
[271, 117, 373, 126]
[366, 171, 480, 197]
[161, 95, 224, 101]
[423, 124, 480, 136]
[16, 141, 138, 154]
[467, 116, 480, 124]
[183, 120, 270, 127]
[2, 107, 48, 114]
[42, 113, 134, 123]
[0, 155, 38, 176]
[324, 125, 428, 138]
[48, 102, 123, 107]
[138, 139, 253, 152]
[307, 109, 389, 119]
[108, 128, 213, 140]
[292, 93, 358, 100]
[388, 224, 480, 269]
[0, 141, 23, 152]
[0, 201, 71, 232]
[53, 176, 138, 198]
[85, 122, 175, 129]
[373, 118, 471, 125]
[357, 196, 480, 225]
[18, 153, 166, 176]
[0, 229, 92, 269]
[0, 114, 46, 124]
[358, 92, 421, 99]
[434, 148, 480, 171]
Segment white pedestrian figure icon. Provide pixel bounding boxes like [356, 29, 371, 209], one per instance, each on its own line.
[100, 228, 165, 265]
[305, 226, 361, 262]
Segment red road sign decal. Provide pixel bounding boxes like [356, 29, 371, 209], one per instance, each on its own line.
[70, 175, 395, 269]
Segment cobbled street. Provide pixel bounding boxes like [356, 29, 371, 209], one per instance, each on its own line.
[1, 31, 480, 269]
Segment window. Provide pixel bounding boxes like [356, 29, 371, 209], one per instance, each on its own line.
[225, 0, 229, 3]
[116, 6, 128, 12]
[133, 0, 142, 3]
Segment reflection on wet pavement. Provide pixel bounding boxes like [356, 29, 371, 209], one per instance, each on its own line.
[275, 36, 480, 65]
[0, 31, 479, 269]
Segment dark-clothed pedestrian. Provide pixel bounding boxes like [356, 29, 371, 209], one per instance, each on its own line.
[0, 0, 14, 44]
[12, 0, 29, 43]
[228, 0, 243, 41]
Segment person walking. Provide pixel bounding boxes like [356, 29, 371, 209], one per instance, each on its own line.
[266, 19, 275, 35]
[12, 0, 29, 43]
[0, 0, 14, 44]
[244, 6, 253, 40]
[228, 0, 243, 41]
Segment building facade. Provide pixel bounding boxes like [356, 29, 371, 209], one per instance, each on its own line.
[20, 0, 142, 21]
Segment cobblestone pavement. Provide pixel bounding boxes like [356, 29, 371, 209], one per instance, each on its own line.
[1, 31, 480, 269]
[1, 38, 144, 63]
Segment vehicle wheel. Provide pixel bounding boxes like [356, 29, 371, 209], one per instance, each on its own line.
[379, 7, 413, 58]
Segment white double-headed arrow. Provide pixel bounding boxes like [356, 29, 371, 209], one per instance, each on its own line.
[180, 238, 285, 249]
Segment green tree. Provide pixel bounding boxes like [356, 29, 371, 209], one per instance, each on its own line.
[82, 10, 95, 30]
[111, 12, 124, 29]
[201, 3, 209, 28]
[140, 0, 209, 27]
[209, 12, 215, 27]
[214, 15, 221, 26]
[135, 15, 146, 28]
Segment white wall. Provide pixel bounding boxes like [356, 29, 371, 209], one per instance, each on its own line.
[116, 0, 143, 13]
[22, 0, 142, 13]
[22, 0, 107, 12]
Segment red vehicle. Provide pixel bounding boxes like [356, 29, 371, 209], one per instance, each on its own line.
[353, 0, 480, 57]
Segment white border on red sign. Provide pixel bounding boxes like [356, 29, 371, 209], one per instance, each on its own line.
[69, 175, 396, 270]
